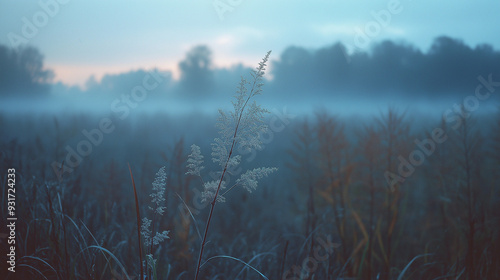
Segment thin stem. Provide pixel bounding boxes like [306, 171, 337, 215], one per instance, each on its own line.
[149, 211, 157, 278]
[194, 52, 270, 279]
[221, 183, 239, 197]
[194, 56, 268, 280]
[194, 108, 243, 280]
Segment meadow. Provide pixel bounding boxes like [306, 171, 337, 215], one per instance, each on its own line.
[1, 96, 499, 280]
[1, 49, 499, 280]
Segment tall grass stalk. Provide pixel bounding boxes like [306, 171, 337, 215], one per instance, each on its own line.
[193, 50, 272, 280]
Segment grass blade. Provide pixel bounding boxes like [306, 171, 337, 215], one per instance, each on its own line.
[201, 255, 269, 280]
[175, 192, 202, 242]
[397, 254, 432, 280]
[128, 163, 144, 280]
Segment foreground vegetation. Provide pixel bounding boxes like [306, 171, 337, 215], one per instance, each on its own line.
[1, 102, 499, 279]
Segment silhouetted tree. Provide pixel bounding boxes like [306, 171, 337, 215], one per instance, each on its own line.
[178, 45, 214, 97]
[271, 46, 314, 94]
[0, 44, 53, 96]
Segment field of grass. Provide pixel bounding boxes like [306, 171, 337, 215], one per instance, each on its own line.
[1, 54, 499, 279]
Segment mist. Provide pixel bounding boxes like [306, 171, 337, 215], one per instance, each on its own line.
[1, 34, 500, 279]
[2, 36, 499, 117]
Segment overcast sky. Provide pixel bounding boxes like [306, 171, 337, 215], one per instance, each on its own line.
[1, 0, 499, 87]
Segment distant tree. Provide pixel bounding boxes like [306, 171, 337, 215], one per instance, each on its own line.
[0, 45, 53, 96]
[313, 42, 349, 90]
[178, 45, 214, 97]
[271, 46, 314, 94]
[84, 69, 171, 96]
[368, 40, 424, 92]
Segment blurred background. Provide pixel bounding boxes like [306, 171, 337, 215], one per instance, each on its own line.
[1, 0, 499, 114]
[1, 1, 500, 279]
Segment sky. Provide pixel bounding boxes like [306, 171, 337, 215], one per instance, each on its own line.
[1, 0, 499, 88]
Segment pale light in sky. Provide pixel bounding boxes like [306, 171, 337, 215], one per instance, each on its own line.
[1, 0, 498, 87]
